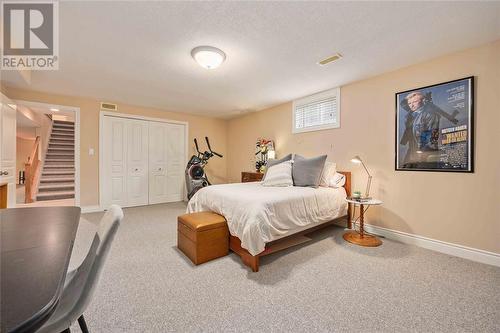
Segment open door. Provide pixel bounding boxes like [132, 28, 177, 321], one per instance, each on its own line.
[0, 93, 17, 208]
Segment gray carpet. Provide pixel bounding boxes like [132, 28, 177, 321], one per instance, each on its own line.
[72, 203, 500, 332]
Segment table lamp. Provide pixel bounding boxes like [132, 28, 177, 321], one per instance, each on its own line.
[351, 155, 372, 199]
[267, 149, 275, 160]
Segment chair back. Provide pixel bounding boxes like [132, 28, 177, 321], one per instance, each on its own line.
[38, 205, 123, 333]
[65, 205, 123, 323]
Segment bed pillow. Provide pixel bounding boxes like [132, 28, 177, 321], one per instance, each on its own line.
[267, 153, 293, 169]
[319, 162, 337, 187]
[262, 160, 293, 187]
[329, 172, 346, 188]
[292, 154, 327, 187]
[263, 153, 293, 180]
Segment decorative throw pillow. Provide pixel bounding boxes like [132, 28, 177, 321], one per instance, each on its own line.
[329, 172, 346, 188]
[319, 162, 337, 187]
[262, 160, 293, 187]
[263, 153, 293, 181]
[292, 154, 327, 187]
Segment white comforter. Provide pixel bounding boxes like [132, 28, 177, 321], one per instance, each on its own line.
[187, 182, 347, 255]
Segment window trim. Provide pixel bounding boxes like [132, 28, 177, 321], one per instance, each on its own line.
[292, 87, 341, 134]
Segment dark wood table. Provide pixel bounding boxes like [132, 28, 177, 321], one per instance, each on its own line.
[1, 207, 81, 333]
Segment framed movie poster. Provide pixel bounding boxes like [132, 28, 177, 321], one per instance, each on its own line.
[395, 76, 474, 172]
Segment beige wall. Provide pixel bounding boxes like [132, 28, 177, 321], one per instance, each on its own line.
[3, 87, 228, 206]
[16, 136, 36, 184]
[227, 40, 500, 254]
[3, 40, 498, 254]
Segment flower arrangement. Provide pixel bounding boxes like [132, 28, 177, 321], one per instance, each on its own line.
[255, 138, 275, 173]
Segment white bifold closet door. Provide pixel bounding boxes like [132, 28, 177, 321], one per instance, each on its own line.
[126, 119, 149, 206]
[148, 122, 185, 204]
[102, 115, 185, 208]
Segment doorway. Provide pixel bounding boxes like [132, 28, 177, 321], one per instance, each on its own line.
[14, 100, 80, 207]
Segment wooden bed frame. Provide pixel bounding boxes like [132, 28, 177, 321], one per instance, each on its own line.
[230, 171, 351, 272]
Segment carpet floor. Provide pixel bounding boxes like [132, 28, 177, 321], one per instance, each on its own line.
[72, 202, 500, 332]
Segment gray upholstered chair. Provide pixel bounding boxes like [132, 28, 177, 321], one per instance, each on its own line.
[67, 217, 98, 273]
[38, 205, 124, 333]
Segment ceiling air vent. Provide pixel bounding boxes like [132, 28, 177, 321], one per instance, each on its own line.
[318, 53, 343, 66]
[100, 102, 117, 111]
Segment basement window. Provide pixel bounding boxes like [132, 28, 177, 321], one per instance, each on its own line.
[292, 87, 340, 133]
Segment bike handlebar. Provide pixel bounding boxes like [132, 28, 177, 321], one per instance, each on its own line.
[205, 137, 223, 158]
[212, 151, 223, 158]
[194, 138, 201, 154]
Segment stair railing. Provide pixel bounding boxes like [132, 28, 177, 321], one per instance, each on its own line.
[24, 136, 41, 203]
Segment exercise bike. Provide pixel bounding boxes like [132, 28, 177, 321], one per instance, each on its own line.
[185, 137, 223, 199]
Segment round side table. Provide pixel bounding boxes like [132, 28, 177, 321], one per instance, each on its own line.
[343, 198, 383, 247]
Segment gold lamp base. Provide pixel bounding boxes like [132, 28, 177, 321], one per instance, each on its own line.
[343, 231, 382, 247]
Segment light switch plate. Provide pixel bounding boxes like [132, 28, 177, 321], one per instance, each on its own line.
[89, 148, 95, 156]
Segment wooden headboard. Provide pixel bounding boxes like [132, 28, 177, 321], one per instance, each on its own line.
[337, 171, 351, 197]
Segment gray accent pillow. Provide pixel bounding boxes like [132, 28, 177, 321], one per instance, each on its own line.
[292, 154, 328, 187]
[263, 154, 293, 180]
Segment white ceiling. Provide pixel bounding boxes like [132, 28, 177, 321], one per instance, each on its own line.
[16, 103, 74, 127]
[2, 1, 499, 118]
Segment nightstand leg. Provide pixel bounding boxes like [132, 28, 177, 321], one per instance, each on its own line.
[359, 204, 364, 237]
[347, 203, 352, 229]
[342, 203, 382, 247]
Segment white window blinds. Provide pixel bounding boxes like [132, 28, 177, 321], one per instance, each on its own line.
[292, 88, 340, 133]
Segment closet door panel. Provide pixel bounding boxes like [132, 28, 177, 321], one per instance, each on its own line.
[148, 122, 169, 204]
[126, 119, 149, 207]
[165, 123, 185, 202]
[102, 116, 128, 208]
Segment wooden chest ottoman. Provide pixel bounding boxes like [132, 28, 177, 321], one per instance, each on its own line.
[177, 212, 229, 265]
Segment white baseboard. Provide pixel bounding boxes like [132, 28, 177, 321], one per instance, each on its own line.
[81, 205, 104, 213]
[363, 223, 500, 267]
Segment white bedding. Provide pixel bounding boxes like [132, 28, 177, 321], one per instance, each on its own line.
[186, 182, 347, 256]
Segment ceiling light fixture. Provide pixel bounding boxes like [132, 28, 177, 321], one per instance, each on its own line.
[318, 53, 343, 66]
[50, 108, 59, 112]
[191, 46, 226, 70]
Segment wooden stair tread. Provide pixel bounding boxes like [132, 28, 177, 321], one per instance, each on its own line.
[39, 183, 74, 190]
[37, 190, 75, 196]
[48, 147, 74, 150]
[40, 178, 75, 182]
[50, 137, 74, 141]
[45, 164, 74, 167]
[49, 142, 74, 146]
[42, 170, 74, 174]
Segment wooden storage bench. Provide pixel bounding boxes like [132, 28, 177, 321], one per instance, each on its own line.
[177, 212, 229, 265]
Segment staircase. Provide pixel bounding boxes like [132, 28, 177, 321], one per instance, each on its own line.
[36, 120, 75, 201]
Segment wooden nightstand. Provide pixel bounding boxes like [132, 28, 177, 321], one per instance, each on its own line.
[343, 197, 383, 247]
[241, 172, 264, 183]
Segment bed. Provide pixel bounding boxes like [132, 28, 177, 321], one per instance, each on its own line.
[187, 171, 351, 271]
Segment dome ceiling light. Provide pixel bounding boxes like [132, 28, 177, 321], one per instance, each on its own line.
[191, 46, 226, 70]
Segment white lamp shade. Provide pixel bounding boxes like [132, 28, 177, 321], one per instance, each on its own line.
[351, 155, 362, 164]
[191, 46, 226, 69]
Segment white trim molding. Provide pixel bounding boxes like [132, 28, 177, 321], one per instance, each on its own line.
[363, 223, 500, 267]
